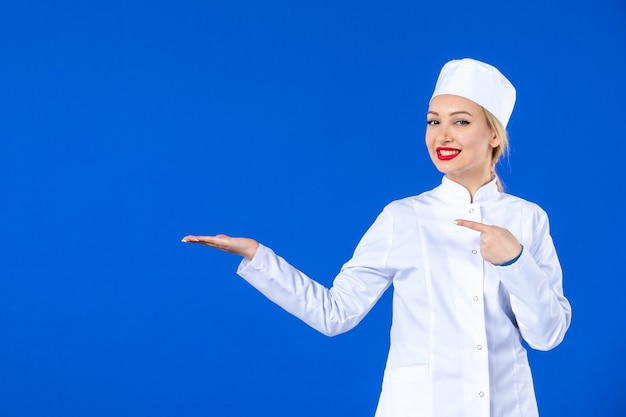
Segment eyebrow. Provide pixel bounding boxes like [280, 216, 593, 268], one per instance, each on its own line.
[427, 110, 474, 117]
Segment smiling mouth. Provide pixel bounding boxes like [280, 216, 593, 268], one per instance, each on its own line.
[436, 147, 461, 161]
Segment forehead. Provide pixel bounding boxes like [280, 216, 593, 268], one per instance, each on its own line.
[428, 94, 483, 114]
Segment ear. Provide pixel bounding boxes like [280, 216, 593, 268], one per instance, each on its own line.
[489, 130, 499, 148]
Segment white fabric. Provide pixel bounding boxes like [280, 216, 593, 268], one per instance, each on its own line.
[431, 58, 516, 127]
[237, 177, 571, 417]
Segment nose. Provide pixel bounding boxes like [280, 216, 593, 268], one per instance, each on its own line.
[436, 124, 453, 145]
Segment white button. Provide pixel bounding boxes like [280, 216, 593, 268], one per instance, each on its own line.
[473, 296, 479, 301]
[471, 249, 478, 254]
[477, 344, 483, 350]
[479, 391, 485, 397]
[469, 208, 474, 214]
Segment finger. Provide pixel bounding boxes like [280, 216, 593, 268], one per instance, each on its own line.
[181, 235, 230, 244]
[181, 235, 200, 243]
[453, 219, 490, 232]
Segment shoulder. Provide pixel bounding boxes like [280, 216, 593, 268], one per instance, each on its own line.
[499, 192, 545, 209]
[498, 192, 550, 222]
[377, 189, 438, 219]
[384, 189, 434, 209]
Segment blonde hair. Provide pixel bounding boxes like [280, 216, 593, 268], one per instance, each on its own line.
[484, 108, 509, 192]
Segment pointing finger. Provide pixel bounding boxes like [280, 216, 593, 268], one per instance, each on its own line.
[453, 219, 490, 233]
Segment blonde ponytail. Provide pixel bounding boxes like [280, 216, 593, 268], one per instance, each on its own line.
[484, 109, 509, 192]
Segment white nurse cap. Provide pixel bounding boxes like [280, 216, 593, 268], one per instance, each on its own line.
[431, 58, 516, 127]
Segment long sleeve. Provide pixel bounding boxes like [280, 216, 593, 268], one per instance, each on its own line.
[237, 209, 396, 336]
[494, 209, 571, 351]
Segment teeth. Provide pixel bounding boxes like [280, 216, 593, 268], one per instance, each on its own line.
[439, 150, 460, 156]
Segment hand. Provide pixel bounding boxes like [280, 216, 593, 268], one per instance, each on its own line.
[453, 219, 522, 265]
[182, 234, 260, 260]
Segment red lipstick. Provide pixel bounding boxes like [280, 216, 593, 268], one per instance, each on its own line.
[436, 147, 461, 161]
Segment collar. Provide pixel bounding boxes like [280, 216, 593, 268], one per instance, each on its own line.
[437, 176, 500, 204]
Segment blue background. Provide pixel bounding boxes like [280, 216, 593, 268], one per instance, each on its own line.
[1, 1, 625, 416]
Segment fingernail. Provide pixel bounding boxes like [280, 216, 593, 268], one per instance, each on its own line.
[452, 220, 459, 225]
[181, 239, 188, 242]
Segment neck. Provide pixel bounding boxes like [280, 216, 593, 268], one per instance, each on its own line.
[445, 174, 494, 203]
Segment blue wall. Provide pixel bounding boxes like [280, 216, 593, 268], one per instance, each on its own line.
[1, 1, 624, 416]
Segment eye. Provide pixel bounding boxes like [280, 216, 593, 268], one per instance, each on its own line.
[427, 119, 439, 126]
[454, 120, 470, 126]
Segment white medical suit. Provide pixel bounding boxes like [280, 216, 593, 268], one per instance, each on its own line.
[237, 176, 571, 417]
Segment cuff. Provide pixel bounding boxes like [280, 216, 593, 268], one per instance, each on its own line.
[237, 243, 269, 274]
[497, 245, 524, 267]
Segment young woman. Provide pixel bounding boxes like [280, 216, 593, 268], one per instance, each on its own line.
[183, 58, 571, 417]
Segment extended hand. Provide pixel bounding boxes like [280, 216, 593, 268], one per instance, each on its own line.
[182, 234, 260, 260]
[453, 219, 522, 265]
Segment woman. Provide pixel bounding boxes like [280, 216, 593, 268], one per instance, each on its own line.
[183, 58, 571, 417]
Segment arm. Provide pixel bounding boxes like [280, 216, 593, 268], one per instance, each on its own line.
[455, 213, 571, 350]
[493, 212, 571, 351]
[237, 241, 393, 336]
[183, 209, 395, 336]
